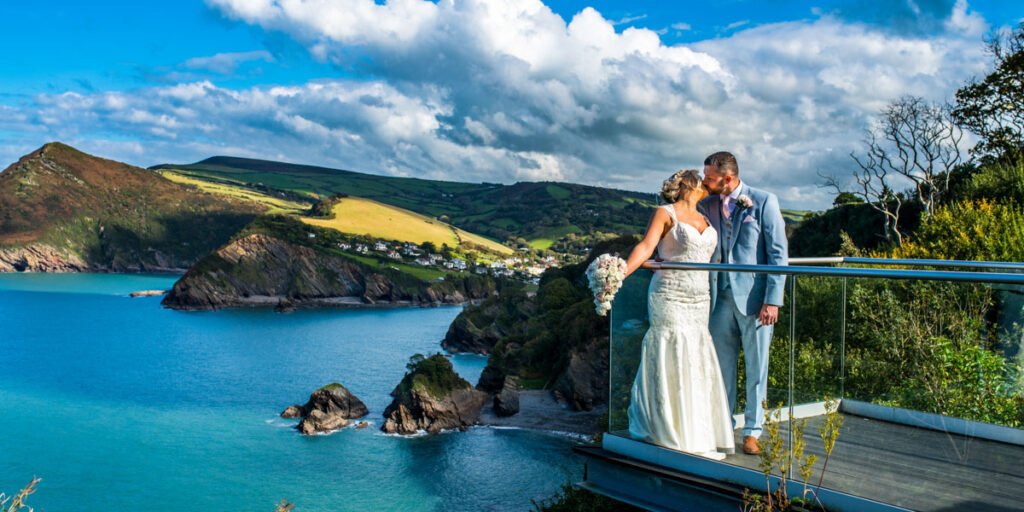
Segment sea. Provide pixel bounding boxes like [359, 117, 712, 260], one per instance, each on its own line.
[0, 273, 581, 511]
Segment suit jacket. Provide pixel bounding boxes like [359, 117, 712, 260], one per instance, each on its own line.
[699, 183, 789, 316]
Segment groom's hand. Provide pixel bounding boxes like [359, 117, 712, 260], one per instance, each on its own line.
[758, 305, 779, 326]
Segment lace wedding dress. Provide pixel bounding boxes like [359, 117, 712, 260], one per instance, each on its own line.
[627, 204, 735, 459]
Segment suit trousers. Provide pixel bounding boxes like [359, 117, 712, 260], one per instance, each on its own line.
[709, 287, 772, 438]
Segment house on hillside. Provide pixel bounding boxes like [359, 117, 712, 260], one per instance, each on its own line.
[387, 250, 402, 260]
[374, 241, 388, 252]
[339, 242, 352, 251]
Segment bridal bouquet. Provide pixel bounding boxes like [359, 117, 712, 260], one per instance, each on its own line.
[586, 254, 627, 317]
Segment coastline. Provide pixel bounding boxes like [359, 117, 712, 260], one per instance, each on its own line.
[162, 295, 478, 311]
[478, 390, 605, 437]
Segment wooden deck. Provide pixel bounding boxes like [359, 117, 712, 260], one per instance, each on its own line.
[719, 412, 1024, 511]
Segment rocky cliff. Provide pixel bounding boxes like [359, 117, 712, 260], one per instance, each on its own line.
[162, 215, 499, 310]
[0, 244, 88, 272]
[452, 236, 637, 413]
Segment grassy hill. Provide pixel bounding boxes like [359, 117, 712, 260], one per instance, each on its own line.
[152, 156, 657, 249]
[301, 197, 512, 254]
[0, 143, 261, 270]
[157, 169, 310, 215]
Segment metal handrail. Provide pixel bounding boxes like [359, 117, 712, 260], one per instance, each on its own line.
[640, 260, 1024, 285]
[787, 256, 1024, 271]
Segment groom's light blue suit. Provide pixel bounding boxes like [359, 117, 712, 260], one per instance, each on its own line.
[699, 183, 788, 438]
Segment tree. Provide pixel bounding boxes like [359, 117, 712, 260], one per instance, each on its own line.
[821, 96, 963, 245]
[953, 23, 1024, 162]
[832, 192, 864, 206]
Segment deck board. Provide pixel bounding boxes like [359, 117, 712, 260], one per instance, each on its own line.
[723, 413, 1024, 511]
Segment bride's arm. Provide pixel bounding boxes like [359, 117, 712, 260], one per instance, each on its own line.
[624, 208, 669, 278]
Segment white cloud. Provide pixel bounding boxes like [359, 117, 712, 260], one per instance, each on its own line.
[0, 0, 997, 209]
[724, 20, 750, 31]
[611, 14, 647, 26]
[184, 50, 274, 74]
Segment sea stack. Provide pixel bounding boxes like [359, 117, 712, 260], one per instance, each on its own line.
[281, 383, 369, 435]
[381, 354, 488, 435]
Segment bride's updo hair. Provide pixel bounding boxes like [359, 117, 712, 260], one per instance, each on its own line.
[661, 169, 703, 203]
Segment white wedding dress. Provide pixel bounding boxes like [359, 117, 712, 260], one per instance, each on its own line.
[627, 204, 735, 459]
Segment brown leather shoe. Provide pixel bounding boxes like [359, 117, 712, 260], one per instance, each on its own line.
[742, 435, 761, 455]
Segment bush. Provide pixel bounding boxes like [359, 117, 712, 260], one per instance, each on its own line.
[398, 353, 470, 398]
[531, 483, 643, 512]
[890, 199, 1024, 262]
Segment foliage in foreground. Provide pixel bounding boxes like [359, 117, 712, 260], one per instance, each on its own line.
[1, 478, 40, 512]
[742, 398, 843, 512]
[531, 483, 644, 512]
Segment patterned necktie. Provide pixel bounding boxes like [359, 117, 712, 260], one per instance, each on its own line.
[721, 196, 731, 219]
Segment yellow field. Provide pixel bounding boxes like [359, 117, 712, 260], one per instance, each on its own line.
[302, 197, 512, 254]
[158, 170, 310, 215]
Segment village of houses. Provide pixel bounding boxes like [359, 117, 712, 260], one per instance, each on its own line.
[326, 235, 561, 285]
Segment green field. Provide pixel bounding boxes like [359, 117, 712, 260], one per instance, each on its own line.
[158, 170, 311, 214]
[301, 197, 512, 254]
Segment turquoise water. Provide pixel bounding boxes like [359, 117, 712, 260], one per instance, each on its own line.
[0, 274, 581, 511]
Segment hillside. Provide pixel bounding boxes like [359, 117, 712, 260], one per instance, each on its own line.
[152, 156, 657, 249]
[162, 215, 502, 310]
[0, 143, 261, 271]
[301, 197, 512, 255]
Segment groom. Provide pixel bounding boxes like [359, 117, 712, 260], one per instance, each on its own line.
[699, 151, 788, 456]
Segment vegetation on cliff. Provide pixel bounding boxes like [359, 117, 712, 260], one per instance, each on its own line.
[396, 353, 472, 399]
[451, 235, 638, 411]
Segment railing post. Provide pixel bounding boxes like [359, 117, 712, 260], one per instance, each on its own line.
[840, 276, 847, 400]
[788, 274, 796, 472]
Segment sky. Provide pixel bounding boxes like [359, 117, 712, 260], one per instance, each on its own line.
[0, 0, 1021, 209]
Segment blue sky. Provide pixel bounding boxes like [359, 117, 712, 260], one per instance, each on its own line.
[1, 0, 1021, 208]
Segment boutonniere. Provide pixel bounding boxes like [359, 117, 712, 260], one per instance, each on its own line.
[737, 194, 753, 209]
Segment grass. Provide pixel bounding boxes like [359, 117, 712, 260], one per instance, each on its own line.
[301, 197, 511, 254]
[528, 225, 582, 250]
[528, 238, 555, 251]
[158, 170, 310, 215]
[341, 252, 448, 281]
[546, 184, 571, 199]
[782, 209, 812, 224]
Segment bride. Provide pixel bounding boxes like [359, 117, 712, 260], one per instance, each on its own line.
[621, 169, 735, 460]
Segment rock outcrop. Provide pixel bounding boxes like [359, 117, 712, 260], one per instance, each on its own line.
[281, 383, 369, 435]
[381, 354, 488, 435]
[552, 336, 610, 412]
[162, 216, 498, 310]
[493, 375, 520, 417]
